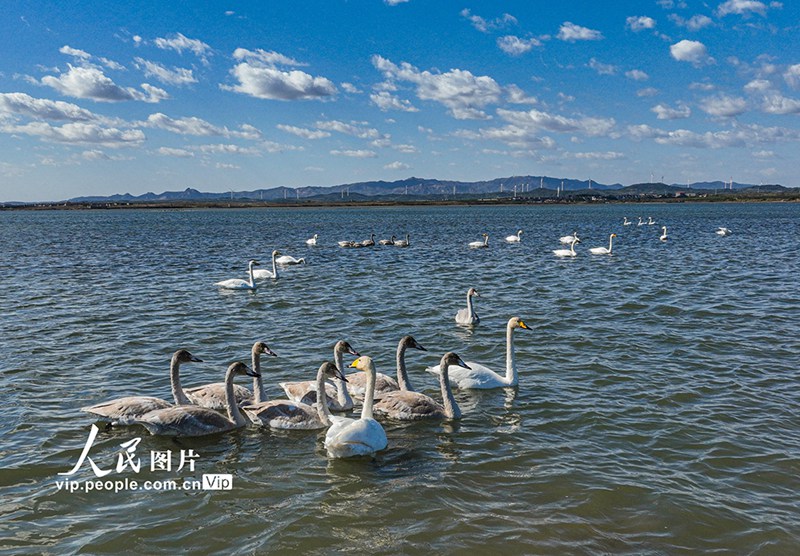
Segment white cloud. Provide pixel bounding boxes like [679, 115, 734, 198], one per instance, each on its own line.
[690, 82, 716, 91]
[752, 149, 774, 158]
[637, 87, 659, 97]
[506, 85, 537, 105]
[628, 122, 799, 149]
[276, 124, 331, 139]
[557, 22, 603, 42]
[154, 33, 212, 63]
[784, 64, 800, 89]
[315, 119, 381, 139]
[497, 36, 541, 56]
[59, 45, 123, 70]
[497, 108, 615, 137]
[588, 58, 617, 76]
[372, 55, 502, 120]
[384, 0, 409, 5]
[232, 48, 306, 67]
[134, 58, 197, 86]
[225, 63, 337, 100]
[330, 149, 377, 158]
[761, 93, 800, 114]
[670, 40, 713, 66]
[668, 14, 714, 30]
[40, 65, 168, 102]
[370, 91, 418, 112]
[626, 16, 656, 32]
[193, 143, 261, 155]
[384, 161, 409, 170]
[626, 69, 649, 81]
[157, 147, 194, 157]
[393, 143, 418, 153]
[572, 151, 625, 160]
[744, 79, 773, 93]
[0, 121, 145, 147]
[652, 103, 691, 119]
[699, 94, 747, 117]
[454, 125, 557, 150]
[340, 82, 361, 93]
[0, 92, 105, 122]
[59, 45, 91, 60]
[81, 149, 109, 161]
[140, 112, 260, 139]
[716, 0, 768, 17]
[460, 9, 517, 33]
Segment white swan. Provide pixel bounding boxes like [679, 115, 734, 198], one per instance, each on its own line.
[252, 250, 281, 279]
[184, 342, 276, 410]
[243, 362, 345, 430]
[134, 362, 259, 437]
[81, 349, 202, 425]
[469, 233, 489, 248]
[374, 352, 468, 421]
[455, 287, 480, 325]
[623, 217, 632, 226]
[716, 227, 732, 236]
[426, 316, 530, 389]
[660, 226, 668, 241]
[345, 335, 426, 397]
[379, 235, 396, 245]
[280, 340, 358, 411]
[306, 234, 318, 246]
[325, 356, 388, 458]
[589, 233, 617, 255]
[648, 216, 656, 225]
[553, 238, 578, 257]
[216, 259, 259, 290]
[275, 254, 305, 266]
[560, 231, 580, 244]
[394, 234, 410, 248]
[637, 216, 644, 226]
[505, 230, 522, 243]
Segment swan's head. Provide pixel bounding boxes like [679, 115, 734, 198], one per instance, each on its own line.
[248, 259, 260, 267]
[350, 356, 375, 373]
[401, 335, 427, 351]
[228, 361, 260, 378]
[272, 250, 281, 257]
[517, 230, 523, 235]
[253, 342, 277, 358]
[173, 349, 203, 364]
[313, 234, 318, 239]
[441, 352, 471, 370]
[509, 317, 530, 330]
[467, 287, 479, 297]
[483, 233, 488, 238]
[321, 361, 347, 382]
[611, 233, 617, 238]
[336, 340, 360, 357]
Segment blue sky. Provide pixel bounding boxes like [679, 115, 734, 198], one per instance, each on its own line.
[1, 0, 799, 201]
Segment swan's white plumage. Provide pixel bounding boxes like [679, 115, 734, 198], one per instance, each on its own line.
[716, 227, 732, 236]
[660, 226, 668, 241]
[553, 238, 578, 257]
[275, 255, 305, 265]
[216, 259, 259, 290]
[455, 287, 480, 325]
[559, 231, 580, 244]
[589, 233, 616, 255]
[468, 233, 489, 248]
[306, 234, 318, 245]
[505, 230, 522, 243]
[252, 250, 280, 279]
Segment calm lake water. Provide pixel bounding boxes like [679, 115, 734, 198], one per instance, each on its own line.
[1, 202, 799, 554]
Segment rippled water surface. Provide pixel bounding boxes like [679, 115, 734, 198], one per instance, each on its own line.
[1, 203, 799, 554]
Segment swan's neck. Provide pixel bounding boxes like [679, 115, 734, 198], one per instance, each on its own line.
[361, 366, 376, 420]
[505, 324, 518, 386]
[224, 368, 247, 426]
[439, 362, 461, 419]
[170, 356, 190, 405]
[396, 342, 413, 392]
[483, 236, 488, 246]
[253, 350, 266, 404]
[315, 368, 332, 426]
[271, 254, 278, 279]
[608, 235, 614, 252]
[333, 347, 354, 406]
[466, 292, 476, 321]
[570, 241, 576, 254]
[247, 263, 256, 288]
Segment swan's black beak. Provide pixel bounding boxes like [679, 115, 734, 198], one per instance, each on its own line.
[265, 347, 278, 357]
[191, 355, 203, 363]
[246, 368, 261, 378]
[348, 348, 360, 357]
[455, 356, 471, 370]
[416, 343, 427, 351]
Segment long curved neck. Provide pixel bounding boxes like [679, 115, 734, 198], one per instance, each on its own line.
[253, 350, 266, 403]
[271, 254, 278, 278]
[439, 362, 461, 419]
[170, 356, 190, 405]
[570, 241, 576, 254]
[466, 292, 475, 320]
[608, 235, 614, 252]
[333, 347, 354, 406]
[361, 367, 376, 420]
[247, 263, 255, 288]
[224, 368, 247, 426]
[396, 342, 413, 392]
[315, 368, 332, 426]
[505, 324, 518, 386]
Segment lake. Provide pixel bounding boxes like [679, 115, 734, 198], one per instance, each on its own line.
[1, 202, 798, 554]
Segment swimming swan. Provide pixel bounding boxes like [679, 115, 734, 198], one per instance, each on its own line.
[469, 233, 489, 249]
[243, 362, 346, 430]
[280, 340, 358, 411]
[426, 317, 530, 389]
[134, 362, 259, 437]
[325, 356, 388, 458]
[379, 235, 396, 245]
[394, 234, 410, 248]
[553, 238, 578, 257]
[716, 227, 732, 236]
[306, 234, 318, 246]
[374, 352, 469, 421]
[252, 250, 281, 279]
[505, 230, 522, 243]
[623, 217, 631, 226]
[660, 226, 668, 241]
[361, 233, 376, 247]
[637, 217, 644, 226]
[455, 287, 480, 325]
[346, 335, 426, 397]
[184, 342, 276, 410]
[560, 231, 580, 244]
[216, 259, 259, 290]
[648, 216, 656, 225]
[80, 349, 202, 425]
[589, 233, 617, 255]
[275, 254, 305, 266]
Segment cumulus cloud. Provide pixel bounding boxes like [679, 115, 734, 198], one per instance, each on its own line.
[628, 122, 799, 149]
[157, 147, 195, 158]
[760, 93, 800, 114]
[372, 55, 501, 120]
[340, 82, 361, 93]
[276, 124, 331, 139]
[0, 121, 145, 147]
[154, 33, 212, 63]
[40, 65, 168, 102]
[134, 58, 197, 86]
[716, 0, 769, 17]
[454, 125, 557, 150]
[670, 40, 713, 66]
[140, 113, 261, 139]
[460, 9, 517, 33]
[588, 58, 617, 76]
[637, 87, 659, 97]
[315, 119, 381, 139]
[384, 161, 410, 170]
[330, 149, 377, 158]
[784, 64, 800, 89]
[232, 48, 306, 66]
[497, 36, 541, 56]
[668, 14, 714, 30]
[699, 94, 747, 117]
[572, 151, 625, 160]
[59, 45, 124, 70]
[370, 91, 418, 112]
[557, 22, 603, 42]
[744, 79, 772, 93]
[193, 143, 262, 155]
[626, 69, 649, 81]
[506, 85, 537, 105]
[652, 103, 691, 119]
[393, 143, 418, 153]
[0, 92, 107, 123]
[626, 16, 656, 32]
[497, 108, 616, 137]
[384, 0, 409, 5]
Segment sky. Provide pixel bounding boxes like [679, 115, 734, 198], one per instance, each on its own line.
[1, 0, 799, 202]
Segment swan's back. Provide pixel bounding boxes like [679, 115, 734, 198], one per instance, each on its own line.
[215, 278, 254, 289]
[373, 391, 445, 421]
[81, 396, 172, 425]
[242, 400, 323, 430]
[426, 361, 508, 389]
[345, 371, 398, 397]
[325, 417, 387, 458]
[184, 383, 253, 411]
[134, 406, 237, 437]
[455, 307, 479, 325]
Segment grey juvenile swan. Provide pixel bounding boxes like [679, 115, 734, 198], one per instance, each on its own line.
[455, 287, 480, 325]
[345, 336, 427, 398]
[280, 340, 358, 411]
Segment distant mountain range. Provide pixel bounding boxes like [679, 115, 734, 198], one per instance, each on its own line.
[46, 175, 791, 204]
